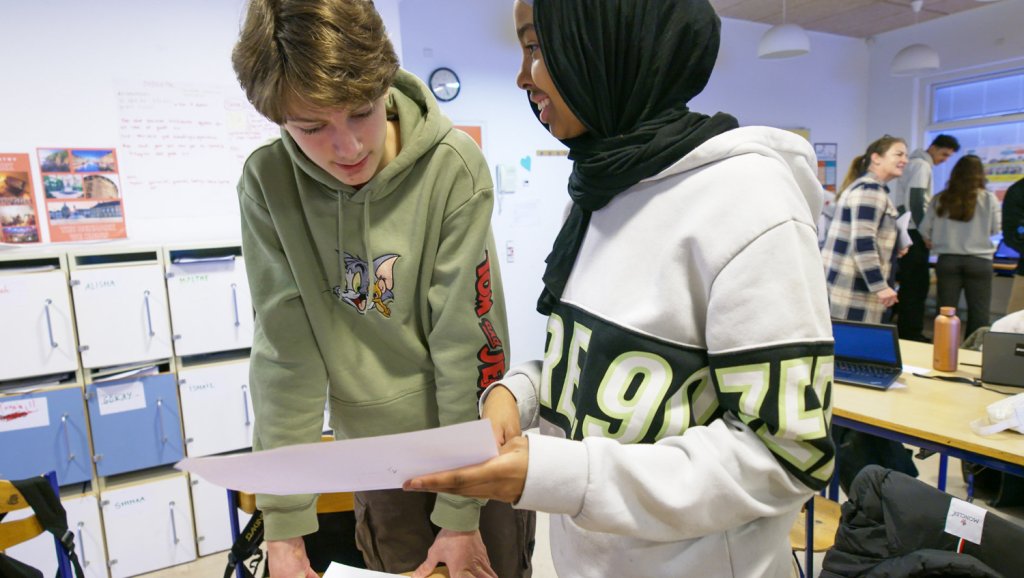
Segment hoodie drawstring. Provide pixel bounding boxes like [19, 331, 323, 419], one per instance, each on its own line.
[363, 195, 375, 316]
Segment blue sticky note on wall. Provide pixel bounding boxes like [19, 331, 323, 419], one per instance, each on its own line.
[520, 156, 531, 172]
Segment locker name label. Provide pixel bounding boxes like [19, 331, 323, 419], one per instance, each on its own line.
[112, 496, 146, 510]
[0, 397, 50, 432]
[83, 280, 116, 290]
[176, 274, 209, 283]
[98, 381, 147, 415]
[189, 382, 214, 392]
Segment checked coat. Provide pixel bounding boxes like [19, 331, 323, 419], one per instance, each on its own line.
[822, 175, 899, 323]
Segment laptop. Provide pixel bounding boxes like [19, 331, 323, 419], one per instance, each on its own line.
[982, 332, 1024, 390]
[832, 319, 903, 389]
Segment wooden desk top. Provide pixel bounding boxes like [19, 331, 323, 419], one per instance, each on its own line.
[833, 340, 1024, 467]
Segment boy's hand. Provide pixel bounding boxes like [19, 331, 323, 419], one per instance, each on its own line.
[267, 537, 318, 578]
[410, 529, 496, 578]
[482, 385, 520, 446]
[404, 436, 529, 504]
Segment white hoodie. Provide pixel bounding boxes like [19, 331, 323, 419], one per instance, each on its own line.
[492, 127, 835, 578]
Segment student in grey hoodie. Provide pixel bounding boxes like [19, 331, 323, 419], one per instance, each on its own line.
[231, 1, 534, 577]
[888, 134, 960, 341]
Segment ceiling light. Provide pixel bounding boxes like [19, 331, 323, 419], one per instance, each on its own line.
[758, 0, 810, 59]
[889, 0, 940, 76]
[890, 43, 941, 75]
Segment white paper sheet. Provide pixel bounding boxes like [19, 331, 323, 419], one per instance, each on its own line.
[176, 419, 497, 495]
[896, 211, 913, 250]
[322, 562, 405, 577]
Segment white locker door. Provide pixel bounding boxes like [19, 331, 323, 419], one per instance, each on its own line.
[66, 494, 110, 578]
[101, 475, 196, 578]
[71, 265, 173, 368]
[166, 258, 254, 356]
[0, 269, 78, 381]
[190, 474, 251, 557]
[179, 360, 254, 457]
[2, 494, 109, 578]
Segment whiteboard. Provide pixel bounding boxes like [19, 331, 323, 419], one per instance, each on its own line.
[0, 0, 402, 245]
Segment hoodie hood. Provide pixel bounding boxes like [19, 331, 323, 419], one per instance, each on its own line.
[643, 125, 824, 221]
[280, 69, 453, 203]
[910, 147, 933, 166]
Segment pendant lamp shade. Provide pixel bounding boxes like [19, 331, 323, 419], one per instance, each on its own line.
[758, 23, 810, 59]
[890, 43, 940, 76]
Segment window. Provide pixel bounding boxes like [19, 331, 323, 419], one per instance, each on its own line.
[927, 69, 1024, 197]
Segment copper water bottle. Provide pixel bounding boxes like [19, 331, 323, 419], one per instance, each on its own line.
[933, 306, 961, 372]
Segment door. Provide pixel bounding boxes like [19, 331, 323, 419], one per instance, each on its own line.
[86, 372, 184, 477]
[0, 269, 78, 381]
[71, 264, 173, 368]
[0, 386, 93, 485]
[178, 359, 254, 457]
[190, 474, 251, 556]
[101, 475, 196, 578]
[166, 257, 254, 356]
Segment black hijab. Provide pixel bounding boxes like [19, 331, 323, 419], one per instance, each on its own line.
[532, 0, 739, 314]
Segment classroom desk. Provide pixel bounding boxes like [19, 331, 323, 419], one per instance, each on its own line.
[831, 339, 1024, 499]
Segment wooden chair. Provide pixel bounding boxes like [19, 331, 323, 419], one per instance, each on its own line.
[0, 472, 75, 578]
[789, 494, 841, 578]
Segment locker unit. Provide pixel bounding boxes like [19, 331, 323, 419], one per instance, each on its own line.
[0, 253, 79, 382]
[69, 249, 173, 369]
[1, 493, 109, 578]
[178, 358, 254, 457]
[0, 385, 93, 486]
[86, 371, 184, 477]
[165, 245, 253, 357]
[100, 473, 196, 578]
[190, 473, 251, 557]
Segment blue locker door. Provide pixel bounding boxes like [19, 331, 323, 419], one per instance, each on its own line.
[0, 387, 92, 486]
[87, 373, 184, 477]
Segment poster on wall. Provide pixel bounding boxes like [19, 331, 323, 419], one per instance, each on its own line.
[969, 144, 1024, 201]
[814, 143, 838, 193]
[37, 147, 127, 242]
[0, 153, 41, 244]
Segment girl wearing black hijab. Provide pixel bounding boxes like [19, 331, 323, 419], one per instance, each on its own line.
[407, 1, 835, 576]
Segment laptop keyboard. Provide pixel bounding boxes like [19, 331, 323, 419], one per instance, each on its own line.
[836, 360, 897, 377]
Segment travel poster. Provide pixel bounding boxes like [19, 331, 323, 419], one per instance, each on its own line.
[38, 147, 127, 242]
[0, 153, 41, 244]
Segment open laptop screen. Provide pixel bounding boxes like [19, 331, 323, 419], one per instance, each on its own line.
[832, 320, 900, 365]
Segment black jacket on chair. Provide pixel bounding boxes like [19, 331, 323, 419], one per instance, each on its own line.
[821, 465, 1023, 577]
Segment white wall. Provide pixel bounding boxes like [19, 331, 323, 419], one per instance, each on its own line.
[699, 18, 870, 177]
[0, 0, 403, 246]
[399, 0, 871, 363]
[865, 0, 1024, 150]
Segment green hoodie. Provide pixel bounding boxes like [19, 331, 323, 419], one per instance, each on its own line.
[237, 70, 509, 540]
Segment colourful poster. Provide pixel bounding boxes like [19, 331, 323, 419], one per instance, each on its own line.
[38, 147, 127, 242]
[968, 144, 1024, 202]
[814, 143, 838, 193]
[0, 153, 41, 244]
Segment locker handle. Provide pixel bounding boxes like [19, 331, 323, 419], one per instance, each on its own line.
[76, 522, 88, 568]
[242, 384, 251, 426]
[61, 413, 75, 462]
[156, 398, 168, 444]
[169, 501, 181, 544]
[231, 283, 241, 327]
[44, 299, 58, 348]
[143, 290, 156, 337]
